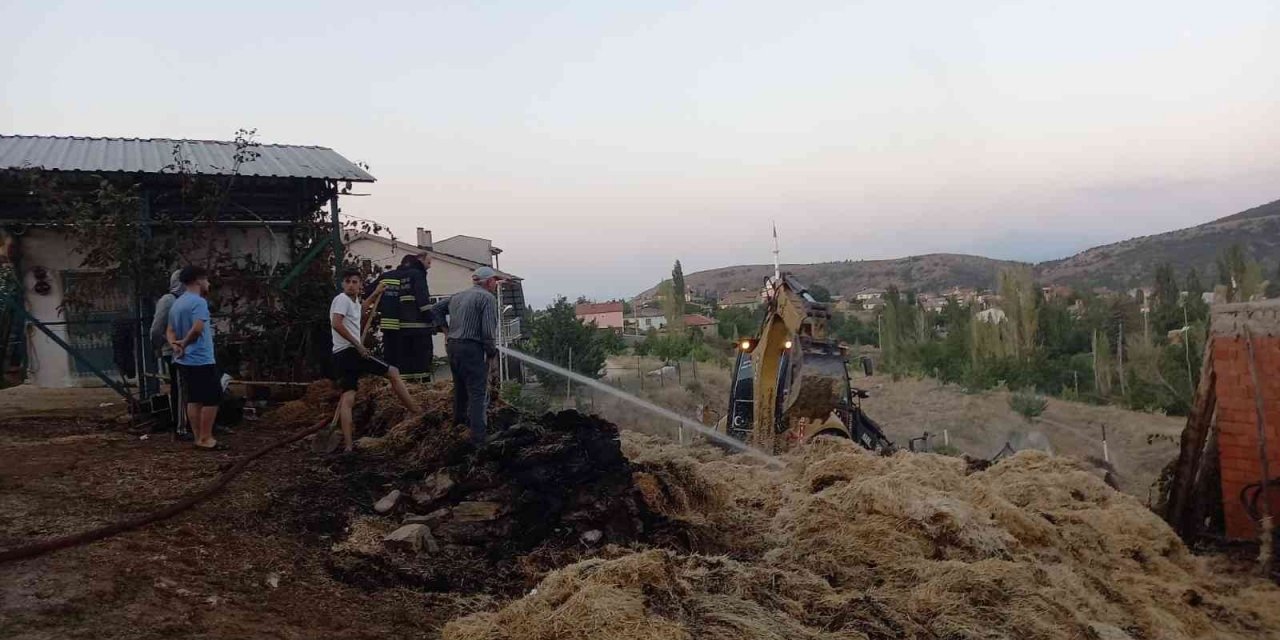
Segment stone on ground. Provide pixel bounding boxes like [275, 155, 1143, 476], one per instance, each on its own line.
[373, 489, 401, 514]
[382, 523, 435, 554]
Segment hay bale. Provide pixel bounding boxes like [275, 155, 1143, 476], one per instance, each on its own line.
[271, 379, 339, 426]
[444, 436, 1280, 640]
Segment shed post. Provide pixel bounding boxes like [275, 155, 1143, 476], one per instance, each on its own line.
[330, 191, 342, 289]
[137, 191, 157, 398]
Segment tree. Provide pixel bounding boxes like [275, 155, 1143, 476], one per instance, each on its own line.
[1267, 263, 1280, 299]
[1216, 244, 1263, 302]
[1093, 329, 1113, 396]
[715, 305, 759, 340]
[880, 287, 904, 366]
[998, 267, 1038, 359]
[526, 297, 608, 382]
[666, 260, 687, 329]
[1184, 268, 1209, 324]
[1151, 263, 1181, 336]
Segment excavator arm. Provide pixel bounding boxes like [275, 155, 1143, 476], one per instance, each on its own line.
[743, 275, 857, 453]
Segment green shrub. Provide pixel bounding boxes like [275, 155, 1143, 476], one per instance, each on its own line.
[1009, 390, 1048, 422]
[500, 382, 551, 416]
[931, 443, 964, 457]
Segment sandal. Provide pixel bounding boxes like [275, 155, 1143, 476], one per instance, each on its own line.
[195, 442, 230, 451]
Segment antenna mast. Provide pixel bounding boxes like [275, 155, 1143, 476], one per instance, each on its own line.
[772, 222, 781, 281]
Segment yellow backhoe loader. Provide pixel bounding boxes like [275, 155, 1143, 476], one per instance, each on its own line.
[719, 274, 894, 455]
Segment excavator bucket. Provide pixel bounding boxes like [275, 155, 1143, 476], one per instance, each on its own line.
[781, 348, 846, 422]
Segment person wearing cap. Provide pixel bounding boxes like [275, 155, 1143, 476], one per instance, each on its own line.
[150, 269, 192, 441]
[430, 266, 501, 444]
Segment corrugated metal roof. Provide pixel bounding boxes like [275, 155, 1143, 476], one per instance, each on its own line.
[0, 135, 375, 182]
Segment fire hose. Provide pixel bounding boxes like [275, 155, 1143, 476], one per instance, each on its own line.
[0, 416, 331, 565]
[1242, 478, 1280, 524]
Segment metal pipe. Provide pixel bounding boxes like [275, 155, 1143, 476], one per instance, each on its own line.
[3, 301, 134, 404]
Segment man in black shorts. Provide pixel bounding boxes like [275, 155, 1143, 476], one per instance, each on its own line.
[329, 268, 420, 452]
[166, 266, 225, 450]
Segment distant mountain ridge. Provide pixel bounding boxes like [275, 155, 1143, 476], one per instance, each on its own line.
[640, 199, 1280, 299]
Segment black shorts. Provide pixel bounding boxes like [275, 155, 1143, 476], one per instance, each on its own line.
[333, 347, 391, 391]
[179, 364, 222, 406]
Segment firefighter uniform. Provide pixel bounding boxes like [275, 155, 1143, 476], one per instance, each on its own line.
[370, 261, 435, 381]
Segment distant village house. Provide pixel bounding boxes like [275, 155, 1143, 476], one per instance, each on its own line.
[683, 313, 718, 336]
[718, 289, 761, 309]
[574, 301, 625, 329]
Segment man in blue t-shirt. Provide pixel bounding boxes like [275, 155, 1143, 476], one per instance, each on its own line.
[166, 266, 224, 451]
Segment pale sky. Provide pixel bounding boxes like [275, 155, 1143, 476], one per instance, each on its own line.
[3, 1, 1278, 306]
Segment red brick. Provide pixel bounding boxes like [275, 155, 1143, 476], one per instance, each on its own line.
[1222, 407, 1256, 427]
[1220, 465, 1254, 483]
[1213, 341, 1237, 358]
[1218, 445, 1244, 459]
[1221, 396, 1253, 414]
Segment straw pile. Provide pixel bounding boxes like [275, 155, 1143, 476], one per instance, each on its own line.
[444, 437, 1280, 640]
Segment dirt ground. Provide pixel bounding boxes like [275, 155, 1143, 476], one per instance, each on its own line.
[858, 374, 1184, 496]
[0, 374, 1201, 639]
[0, 392, 489, 640]
[0, 385, 125, 421]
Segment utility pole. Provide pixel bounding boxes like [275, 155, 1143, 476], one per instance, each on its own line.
[566, 346, 572, 403]
[1141, 306, 1150, 344]
[496, 280, 505, 383]
[1183, 302, 1194, 399]
[1092, 329, 1099, 392]
[1100, 423, 1110, 464]
[1117, 319, 1127, 396]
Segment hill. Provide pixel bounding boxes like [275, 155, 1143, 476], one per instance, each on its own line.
[1035, 199, 1280, 289]
[641, 253, 1024, 300]
[642, 199, 1280, 298]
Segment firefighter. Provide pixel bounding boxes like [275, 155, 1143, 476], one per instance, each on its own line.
[369, 254, 434, 381]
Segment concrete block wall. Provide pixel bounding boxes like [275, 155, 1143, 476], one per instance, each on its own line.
[1211, 301, 1280, 540]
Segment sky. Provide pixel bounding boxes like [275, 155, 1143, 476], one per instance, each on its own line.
[3, 1, 1278, 306]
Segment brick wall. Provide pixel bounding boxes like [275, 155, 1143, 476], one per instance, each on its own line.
[1212, 301, 1280, 540]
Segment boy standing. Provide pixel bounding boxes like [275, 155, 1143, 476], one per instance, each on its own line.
[331, 268, 421, 452]
[167, 266, 223, 451]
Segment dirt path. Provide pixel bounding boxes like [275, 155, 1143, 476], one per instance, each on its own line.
[0, 415, 486, 640]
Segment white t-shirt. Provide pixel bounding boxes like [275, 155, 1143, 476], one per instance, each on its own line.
[330, 293, 361, 353]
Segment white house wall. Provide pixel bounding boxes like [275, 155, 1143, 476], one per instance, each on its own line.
[19, 227, 293, 389]
[344, 237, 490, 361]
[20, 229, 88, 388]
[432, 236, 493, 266]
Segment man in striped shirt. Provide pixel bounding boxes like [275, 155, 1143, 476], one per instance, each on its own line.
[431, 266, 500, 444]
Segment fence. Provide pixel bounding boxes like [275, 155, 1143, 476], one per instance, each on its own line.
[583, 355, 719, 444]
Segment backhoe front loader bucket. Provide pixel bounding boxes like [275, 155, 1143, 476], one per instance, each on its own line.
[780, 346, 846, 422]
